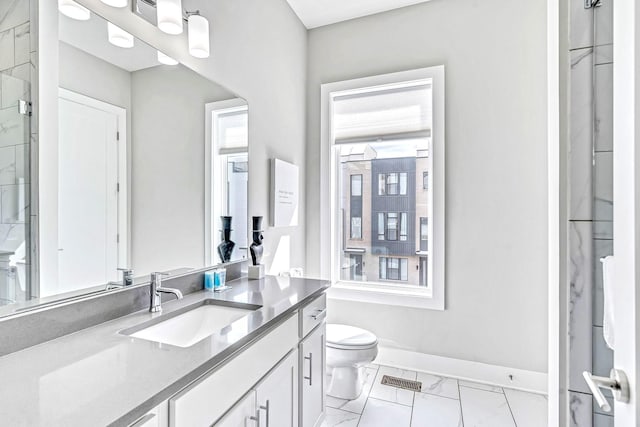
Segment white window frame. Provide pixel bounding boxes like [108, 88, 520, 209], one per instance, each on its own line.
[204, 98, 249, 265]
[320, 66, 445, 310]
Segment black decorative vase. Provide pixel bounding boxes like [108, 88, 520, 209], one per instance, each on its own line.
[250, 216, 264, 266]
[217, 216, 236, 263]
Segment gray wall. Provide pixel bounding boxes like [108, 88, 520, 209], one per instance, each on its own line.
[306, 0, 549, 372]
[58, 42, 131, 111]
[130, 65, 233, 275]
[76, 0, 308, 275]
[58, 41, 132, 153]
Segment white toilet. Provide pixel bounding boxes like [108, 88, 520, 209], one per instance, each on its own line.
[326, 324, 378, 400]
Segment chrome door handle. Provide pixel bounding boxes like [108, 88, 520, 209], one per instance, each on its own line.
[583, 369, 630, 412]
[304, 353, 313, 386]
[311, 309, 326, 321]
[259, 400, 270, 427]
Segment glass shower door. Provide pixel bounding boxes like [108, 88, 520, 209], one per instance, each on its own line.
[0, 73, 31, 306]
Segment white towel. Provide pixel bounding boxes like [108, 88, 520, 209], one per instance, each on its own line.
[601, 256, 615, 350]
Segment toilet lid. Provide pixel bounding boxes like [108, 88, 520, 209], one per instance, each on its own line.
[327, 324, 377, 349]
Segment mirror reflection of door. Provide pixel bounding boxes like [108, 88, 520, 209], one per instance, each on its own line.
[206, 99, 249, 265]
[56, 89, 127, 295]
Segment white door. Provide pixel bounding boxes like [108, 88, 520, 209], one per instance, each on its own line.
[256, 349, 298, 427]
[610, 0, 639, 424]
[58, 95, 120, 292]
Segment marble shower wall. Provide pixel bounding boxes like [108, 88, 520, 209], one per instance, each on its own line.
[0, 0, 36, 301]
[567, 0, 614, 426]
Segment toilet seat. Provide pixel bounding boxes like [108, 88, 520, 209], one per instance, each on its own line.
[327, 324, 378, 350]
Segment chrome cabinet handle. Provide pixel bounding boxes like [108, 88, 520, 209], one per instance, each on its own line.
[304, 353, 313, 386]
[249, 408, 261, 427]
[259, 400, 270, 427]
[310, 308, 327, 321]
[583, 369, 630, 412]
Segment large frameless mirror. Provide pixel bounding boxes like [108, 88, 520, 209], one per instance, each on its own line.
[0, 4, 248, 317]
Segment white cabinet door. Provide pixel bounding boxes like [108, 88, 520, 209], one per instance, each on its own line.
[256, 350, 298, 427]
[300, 324, 326, 427]
[128, 401, 169, 427]
[215, 391, 257, 427]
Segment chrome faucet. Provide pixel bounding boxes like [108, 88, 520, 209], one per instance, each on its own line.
[149, 272, 183, 313]
[119, 268, 134, 286]
[106, 268, 135, 290]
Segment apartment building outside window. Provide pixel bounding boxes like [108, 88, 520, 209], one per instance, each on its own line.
[379, 257, 408, 281]
[323, 66, 445, 310]
[378, 172, 408, 196]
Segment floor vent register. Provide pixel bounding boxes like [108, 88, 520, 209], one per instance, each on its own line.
[381, 375, 423, 392]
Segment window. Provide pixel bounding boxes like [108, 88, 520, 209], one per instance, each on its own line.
[419, 257, 428, 286]
[400, 173, 407, 195]
[387, 173, 398, 195]
[387, 213, 398, 240]
[378, 172, 407, 195]
[351, 174, 362, 197]
[207, 99, 249, 265]
[420, 217, 428, 251]
[377, 212, 408, 241]
[351, 217, 362, 239]
[323, 65, 445, 310]
[379, 257, 408, 281]
[400, 212, 408, 241]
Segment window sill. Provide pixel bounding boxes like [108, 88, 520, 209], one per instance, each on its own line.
[327, 281, 445, 310]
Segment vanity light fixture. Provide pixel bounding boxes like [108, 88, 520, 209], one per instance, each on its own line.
[157, 50, 179, 65]
[187, 12, 210, 59]
[100, 0, 128, 7]
[157, 0, 183, 35]
[133, 0, 211, 59]
[58, 0, 91, 21]
[107, 22, 135, 48]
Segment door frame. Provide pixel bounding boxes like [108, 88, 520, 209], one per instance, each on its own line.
[611, 0, 639, 423]
[546, 0, 561, 425]
[56, 88, 129, 279]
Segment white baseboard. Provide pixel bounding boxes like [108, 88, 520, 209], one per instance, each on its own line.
[375, 346, 548, 395]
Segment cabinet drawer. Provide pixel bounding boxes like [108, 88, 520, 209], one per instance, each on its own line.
[170, 314, 298, 427]
[300, 293, 326, 338]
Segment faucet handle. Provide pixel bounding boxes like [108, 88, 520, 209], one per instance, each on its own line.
[118, 268, 134, 286]
[151, 271, 169, 277]
[151, 271, 169, 286]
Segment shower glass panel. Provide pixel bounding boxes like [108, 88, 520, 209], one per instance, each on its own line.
[0, 74, 31, 306]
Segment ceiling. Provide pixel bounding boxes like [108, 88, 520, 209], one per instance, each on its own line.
[59, 11, 159, 72]
[285, 0, 433, 29]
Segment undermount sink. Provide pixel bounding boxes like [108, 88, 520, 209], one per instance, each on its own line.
[123, 300, 260, 348]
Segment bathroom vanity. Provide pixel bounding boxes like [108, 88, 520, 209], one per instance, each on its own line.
[0, 275, 329, 427]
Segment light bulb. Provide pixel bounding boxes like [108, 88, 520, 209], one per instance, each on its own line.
[100, 0, 127, 7]
[157, 50, 179, 65]
[58, 0, 91, 21]
[157, 0, 183, 35]
[107, 22, 134, 48]
[188, 14, 210, 59]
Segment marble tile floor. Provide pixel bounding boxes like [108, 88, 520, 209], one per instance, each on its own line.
[322, 364, 547, 427]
